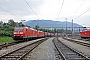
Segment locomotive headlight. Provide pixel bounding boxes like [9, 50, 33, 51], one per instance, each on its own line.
[20, 32, 23, 34]
[14, 32, 17, 34]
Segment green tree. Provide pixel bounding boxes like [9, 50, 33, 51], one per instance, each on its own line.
[54, 29, 57, 33]
[8, 19, 16, 26]
[35, 25, 39, 30]
[0, 21, 3, 25]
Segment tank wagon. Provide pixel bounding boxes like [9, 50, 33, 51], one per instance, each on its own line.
[80, 30, 90, 39]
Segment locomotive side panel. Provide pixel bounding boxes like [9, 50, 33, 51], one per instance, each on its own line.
[25, 28, 33, 38]
[80, 30, 90, 38]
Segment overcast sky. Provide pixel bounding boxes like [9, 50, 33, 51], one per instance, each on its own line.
[0, 0, 90, 27]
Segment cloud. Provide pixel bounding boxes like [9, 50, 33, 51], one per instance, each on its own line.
[0, 0, 45, 22]
[0, 0, 44, 15]
[0, 0, 90, 27]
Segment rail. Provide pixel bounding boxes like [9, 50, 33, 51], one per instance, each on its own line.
[0, 41, 21, 50]
[63, 37, 90, 47]
[52, 37, 90, 60]
[0, 38, 47, 60]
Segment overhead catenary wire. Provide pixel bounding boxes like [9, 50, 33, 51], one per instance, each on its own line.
[33, 0, 42, 19]
[24, 0, 44, 27]
[74, 9, 90, 20]
[24, 0, 40, 19]
[0, 6, 20, 19]
[56, 0, 61, 19]
[72, 0, 85, 17]
[57, 0, 64, 20]
[33, 0, 45, 26]
[10, 0, 25, 15]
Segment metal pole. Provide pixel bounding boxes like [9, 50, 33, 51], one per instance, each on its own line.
[72, 19, 73, 38]
[36, 19, 38, 37]
[21, 20, 26, 26]
[65, 18, 67, 35]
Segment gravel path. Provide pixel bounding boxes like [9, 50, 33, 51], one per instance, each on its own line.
[58, 37, 90, 58]
[28, 37, 56, 60]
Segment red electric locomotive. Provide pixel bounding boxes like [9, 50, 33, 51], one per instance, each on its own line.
[12, 26, 45, 41]
[80, 30, 90, 39]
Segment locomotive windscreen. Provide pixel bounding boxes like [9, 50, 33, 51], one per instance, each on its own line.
[14, 27, 24, 31]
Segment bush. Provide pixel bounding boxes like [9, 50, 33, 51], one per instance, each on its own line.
[0, 27, 13, 37]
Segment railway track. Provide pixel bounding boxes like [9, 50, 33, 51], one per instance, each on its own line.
[0, 38, 46, 60]
[62, 37, 90, 47]
[52, 37, 90, 60]
[0, 41, 21, 50]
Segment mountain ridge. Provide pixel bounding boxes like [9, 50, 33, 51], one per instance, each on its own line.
[23, 20, 83, 30]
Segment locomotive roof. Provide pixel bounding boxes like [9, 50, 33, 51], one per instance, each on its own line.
[15, 26, 44, 32]
[80, 29, 90, 32]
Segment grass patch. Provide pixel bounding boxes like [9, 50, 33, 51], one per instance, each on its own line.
[0, 37, 14, 44]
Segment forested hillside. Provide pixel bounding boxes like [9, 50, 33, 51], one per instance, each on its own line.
[0, 19, 22, 37]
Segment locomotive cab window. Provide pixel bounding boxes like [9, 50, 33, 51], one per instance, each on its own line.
[14, 27, 24, 31]
[26, 29, 28, 31]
